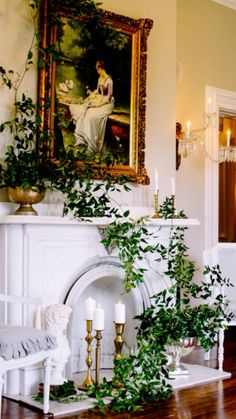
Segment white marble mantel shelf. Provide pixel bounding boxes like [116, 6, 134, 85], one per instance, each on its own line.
[0, 215, 200, 226]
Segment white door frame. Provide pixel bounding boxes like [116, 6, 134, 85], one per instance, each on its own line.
[205, 85, 236, 249]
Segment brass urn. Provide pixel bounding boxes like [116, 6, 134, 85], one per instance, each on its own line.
[7, 187, 45, 216]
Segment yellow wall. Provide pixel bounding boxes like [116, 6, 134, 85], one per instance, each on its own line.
[176, 0, 236, 259]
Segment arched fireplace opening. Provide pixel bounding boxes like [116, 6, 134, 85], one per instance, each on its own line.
[64, 256, 153, 383]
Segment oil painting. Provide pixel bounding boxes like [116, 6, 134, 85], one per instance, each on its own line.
[38, 1, 153, 183]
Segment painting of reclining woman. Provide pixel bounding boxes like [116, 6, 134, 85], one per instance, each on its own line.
[54, 14, 131, 165]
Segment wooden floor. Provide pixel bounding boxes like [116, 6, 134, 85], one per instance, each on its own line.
[2, 328, 236, 418]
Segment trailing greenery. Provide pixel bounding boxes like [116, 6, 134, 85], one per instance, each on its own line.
[91, 338, 173, 413]
[159, 195, 187, 219]
[93, 198, 233, 413]
[101, 214, 157, 292]
[138, 229, 233, 351]
[0, 1, 48, 193]
[0, 95, 47, 192]
[100, 197, 187, 293]
[52, 148, 131, 218]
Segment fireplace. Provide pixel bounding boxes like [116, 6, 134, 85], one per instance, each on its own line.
[65, 256, 148, 380]
[0, 214, 199, 395]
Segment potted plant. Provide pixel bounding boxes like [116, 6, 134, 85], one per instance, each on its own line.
[0, 92, 51, 214]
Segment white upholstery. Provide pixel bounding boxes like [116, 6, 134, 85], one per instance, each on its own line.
[203, 243, 236, 371]
[0, 294, 57, 416]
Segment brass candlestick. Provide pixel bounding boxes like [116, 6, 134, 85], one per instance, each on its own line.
[114, 323, 125, 361]
[95, 330, 102, 387]
[152, 191, 160, 218]
[79, 319, 94, 389]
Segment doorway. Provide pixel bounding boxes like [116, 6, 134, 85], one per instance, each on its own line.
[218, 113, 236, 242]
[205, 86, 236, 248]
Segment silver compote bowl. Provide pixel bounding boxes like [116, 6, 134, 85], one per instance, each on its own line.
[166, 336, 198, 376]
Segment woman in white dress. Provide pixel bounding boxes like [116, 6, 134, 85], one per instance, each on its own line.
[69, 60, 114, 153]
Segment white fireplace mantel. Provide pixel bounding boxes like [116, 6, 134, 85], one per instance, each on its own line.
[0, 214, 200, 318]
[0, 214, 200, 395]
[0, 214, 200, 226]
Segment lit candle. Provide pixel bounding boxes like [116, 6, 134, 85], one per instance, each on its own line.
[226, 129, 231, 148]
[93, 304, 105, 330]
[154, 169, 159, 192]
[114, 300, 126, 324]
[186, 121, 191, 139]
[207, 97, 212, 114]
[171, 177, 175, 196]
[84, 297, 96, 320]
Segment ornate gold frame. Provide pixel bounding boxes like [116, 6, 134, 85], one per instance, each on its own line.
[38, 1, 153, 184]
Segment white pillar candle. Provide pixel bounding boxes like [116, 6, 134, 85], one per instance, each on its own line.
[84, 297, 96, 320]
[171, 177, 175, 196]
[186, 121, 191, 139]
[226, 129, 231, 148]
[93, 304, 105, 330]
[154, 169, 159, 192]
[114, 300, 126, 324]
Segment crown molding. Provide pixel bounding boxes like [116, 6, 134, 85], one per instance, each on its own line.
[211, 0, 236, 10]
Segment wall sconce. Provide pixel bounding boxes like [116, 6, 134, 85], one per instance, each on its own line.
[177, 108, 236, 163]
[218, 129, 236, 162]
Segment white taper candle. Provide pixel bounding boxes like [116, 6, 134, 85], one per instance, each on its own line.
[171, 177, 175, 196]
[84, 297, 96, 320]
[226, 130, 231, 148]
[186, 121, 191, 139]
[154, 169, 159, 192]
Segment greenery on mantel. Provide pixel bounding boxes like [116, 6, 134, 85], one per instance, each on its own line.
[101, 197, 187, 292]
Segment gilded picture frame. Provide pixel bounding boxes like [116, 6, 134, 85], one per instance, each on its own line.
[38, 1, 153, 184]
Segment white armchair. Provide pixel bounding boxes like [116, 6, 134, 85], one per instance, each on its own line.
[203, 243, 236, 371]
[0, 294, 57, 416]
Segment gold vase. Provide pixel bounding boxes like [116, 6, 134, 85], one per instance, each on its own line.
[7, 187, 45, 216]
